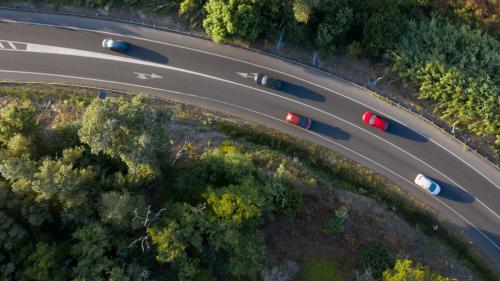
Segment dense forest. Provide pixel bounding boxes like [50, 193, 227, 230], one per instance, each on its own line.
[0, 89, 467, 280]
[29, 0, 499, 155]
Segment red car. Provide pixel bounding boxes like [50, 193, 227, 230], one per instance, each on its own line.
[286, 112, 312, 129]
[362, 111, 389, 131]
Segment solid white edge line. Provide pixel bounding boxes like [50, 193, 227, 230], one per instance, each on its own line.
[2, 17, 498, 189]
[1, 40, 500, 222]
[1, 70, 499, 253]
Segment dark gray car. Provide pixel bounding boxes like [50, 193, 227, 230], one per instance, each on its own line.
[255, 73, 283, 90]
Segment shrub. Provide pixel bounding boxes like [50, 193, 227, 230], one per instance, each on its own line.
[358, 241, 393, 278]
[324, 206, 349, 234]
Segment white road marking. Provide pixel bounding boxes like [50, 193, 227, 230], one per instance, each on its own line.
[134, 72, 162, 80]
[7, 41, 16, 49]
[1, 69, 498, 253]
[236, 72, 257, 79]
[0, 42, 4, 49]
[1, 40, 500, 221]
[2, 18, 497, 190]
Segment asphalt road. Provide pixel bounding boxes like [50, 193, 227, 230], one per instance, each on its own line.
[0, 10, 499, 267]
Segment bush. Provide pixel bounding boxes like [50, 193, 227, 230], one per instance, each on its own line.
[324, 206, 349, 234]
[358, 241, 393, 278]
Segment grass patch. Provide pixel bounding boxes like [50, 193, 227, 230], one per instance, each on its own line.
[298, 257, 341, 281]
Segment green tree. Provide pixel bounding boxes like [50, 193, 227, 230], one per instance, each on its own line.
[203, 178, 265, 225]
[383, 259, 457, 281]
[71, 223, 114, 281]
[21, 242, 67, 281]
[98, 191, 146, 229]
[0, 101, 39, 145]
[179, 0, 207, 28]
[361, 0, 405, 57]
[203, 0, 263, 43]
[79, 95, 171, 184]
[315, 7, 353, 55]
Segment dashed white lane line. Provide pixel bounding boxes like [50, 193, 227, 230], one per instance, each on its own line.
[1, 69, 499, 253]
[1, 18, 497, 190]
[1, 40, 500, 222]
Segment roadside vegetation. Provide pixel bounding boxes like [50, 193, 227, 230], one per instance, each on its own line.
[0, 84, 495, 280]
[19, 0, 500, 157]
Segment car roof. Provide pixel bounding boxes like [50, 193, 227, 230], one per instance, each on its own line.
[287, 112, 301, 123]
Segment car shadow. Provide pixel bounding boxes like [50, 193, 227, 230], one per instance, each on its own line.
[279, 81, 325, 102]
[387, 121, 428, 143]
[434, 179, 475, 204]
[125, 44, 169, 64]
[310, 120, 350, 140]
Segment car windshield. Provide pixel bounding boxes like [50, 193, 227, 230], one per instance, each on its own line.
[299, 118, 306, 127]
[369, 115, 377, 125]
[428, 182, 437, 192]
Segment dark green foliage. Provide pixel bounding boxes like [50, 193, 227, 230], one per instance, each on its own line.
[315, 7, 353, 56]
[0, 94, 305, 281]
[393, 14, 499, 146]
[359, 241, 393, 278]
[324, 206, 349, 234]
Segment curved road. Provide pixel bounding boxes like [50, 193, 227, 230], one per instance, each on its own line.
[0, 10, 499, 267]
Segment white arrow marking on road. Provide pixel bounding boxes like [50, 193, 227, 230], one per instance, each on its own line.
[134, 72, 163, 80]
[236, 72, 258, 79]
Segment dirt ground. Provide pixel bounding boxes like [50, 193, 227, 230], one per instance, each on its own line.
[264, 180, 480, 280]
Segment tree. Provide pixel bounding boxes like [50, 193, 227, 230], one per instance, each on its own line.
[383, 259, 457, 281]
[315, 6, 353, 55]
[179, 0, 207, 28]
[361, 0, 405, 57]
[292, 0, 321, 24]
[71, 223, 114, 281]
[79, 95, 171, 184]
[0, 101, 39, 145]
[98, 190, 146, 229]
[203, 178, 265, 226]
[203, 0, 264, 43]
[21, 242, 67, 281]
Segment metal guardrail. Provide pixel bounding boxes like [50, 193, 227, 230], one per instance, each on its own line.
[0, 5, 498, 169]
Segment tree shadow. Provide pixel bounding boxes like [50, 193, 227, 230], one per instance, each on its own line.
[387, 121, 428, 143]
[310, 120, 351, 140]
[434, 179, 475, 204]
[125, 43, 169, 64]
[279, 81, 326, 102]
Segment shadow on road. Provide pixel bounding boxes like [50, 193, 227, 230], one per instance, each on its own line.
[279, 81, 325, 102]
[387, 121, 428, 143]
[125, 44, 168, 64]
[310, 120, 350, 140]
[435, 179, 475, 204]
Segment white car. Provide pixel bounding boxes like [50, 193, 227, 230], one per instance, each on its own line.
[102, 38, 129, 51]
[414, 174, 441, 195]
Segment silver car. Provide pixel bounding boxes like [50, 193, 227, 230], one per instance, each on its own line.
[414, 174, 441, 195]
